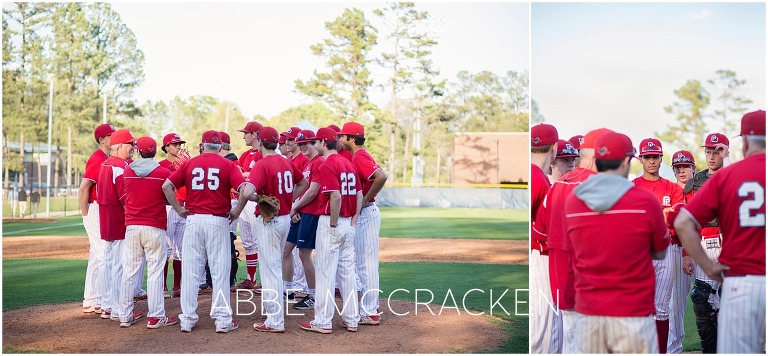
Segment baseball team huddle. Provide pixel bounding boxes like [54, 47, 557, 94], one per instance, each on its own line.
[78, 119, 387, 334]
[530, 110, 766, 353]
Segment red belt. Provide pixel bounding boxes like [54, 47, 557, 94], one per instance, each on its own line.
[724, 271, 747, 277]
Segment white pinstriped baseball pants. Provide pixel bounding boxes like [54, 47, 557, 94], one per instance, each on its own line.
[314, 216, 359, 329]
[718, 275, 766, 353]
[255, 215, 289, 329]
[653, 245, 674, 320]
[576, 314, 658, 353]
[355, 203, 381, 317]
[83, 203, 106, 308]
[239, 201, 259, 255]
[167, 206, 186, 261]
[179, 215, 233, 330]
[118, 225, 168, 321]
[530, 250, 563, 353]
[667, 244, 690, 354]
[101, 239, 124, 313]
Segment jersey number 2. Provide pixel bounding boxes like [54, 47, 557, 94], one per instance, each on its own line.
[340, 173, 357, 196]
[191, 168, 220, 191]
[738, 182, 765, 227]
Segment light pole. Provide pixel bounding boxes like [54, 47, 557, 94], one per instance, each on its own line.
[224, 104, 238, 133]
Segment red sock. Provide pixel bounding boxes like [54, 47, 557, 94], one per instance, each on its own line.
[246, 253, 258, 283]
[655, 319, 669, 354]
[172, 259, 182, 291]
[163, 259, 169, 291]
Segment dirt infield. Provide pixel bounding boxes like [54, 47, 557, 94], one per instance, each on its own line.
[3, 296, 510, 353]
[3, 235, 528, 264]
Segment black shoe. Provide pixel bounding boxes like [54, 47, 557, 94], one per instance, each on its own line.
[285, 292, 297, 304]
[293, 296, 315, 310]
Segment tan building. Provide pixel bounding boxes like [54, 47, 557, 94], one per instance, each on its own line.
[452, 132, 528, 184]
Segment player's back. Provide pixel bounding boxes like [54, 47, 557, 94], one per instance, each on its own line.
[249, 154, 303, 216]
[172, 153, 244, 216]
[96, 156, 127, 206]
[351, 149, 381, 202]
[546, 167, 596, 251]
[124, 161, 171, 229]
[316, 154, 360, 217]
[84, 149, 108, 202]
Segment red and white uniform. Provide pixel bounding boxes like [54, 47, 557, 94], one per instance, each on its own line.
[292, 154, 326, 292]
[169, 153, 248, 331]
[566, 175, 669, 353]
[96, 155, 129, 316]
[82, 149, 108, 310]
[351, 148, 383, 317]
[530, 164, 562, 353]
[118, 160, 172, 323]
[292, 152, 309, 172]
[160, 158, 187, 261]
[238, 149, 263, 256]
[311, 153, 361, 329]
[248, 154, 304, 330]
[681, 153, 766, 353]
[338, 147, 353, 162]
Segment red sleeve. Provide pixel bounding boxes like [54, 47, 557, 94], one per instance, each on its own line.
[647, 194, 671, 252]
[83, 155, 101, 182]
[248, 163, 266, 193]
[291, 163, 304, 185]
[356, 153, 380, 181]
[320, 163, 339, 193]
[228, 161, 246, 190]
[168, 164, 186, 189]
[681, 173, 721, 229]
[672, 182, 685, 206]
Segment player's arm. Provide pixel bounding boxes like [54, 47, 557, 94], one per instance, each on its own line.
[352, 190, 363, 226]
[329, 190, 341, 227]
[291, 181, 319, 216]
[231, 182, 255, 222]
[649, 197, 670, 260]
[293, 179, 309, 202]
[362, 168, 387, 207]
[162, 179, 188, 218]
[78, 179, 94, 216]
[674, 210, 727, 283]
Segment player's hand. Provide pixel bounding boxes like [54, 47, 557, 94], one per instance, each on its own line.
[228, 211, 240, 224]
[682, 256, 694, 275]
[176, 207, 189, 219]
[291, 211, 301, 223]
[714, 143, 729, 159]
[702, 261, 729, 284]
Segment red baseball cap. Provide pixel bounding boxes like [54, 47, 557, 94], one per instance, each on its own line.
[594, 132, 636, 161]
[109, 129, 135, 146]
[703, 133, 729, 148]
[340, 122, 365, 137]
[638, 138, 663, 156]
[94, 123, 116, 142]
[555, 140, 579, 158]
[162, 133, 185, 147]
[296, 129, 316, 143]
[316, 127, 337, 142]
[328, 124, 341, 133]
[258, 126, 280, 143]
[531, 123, 558, 147]
[238, 121, 263, 133]
[581, 128, 614, 149]
[278, 135, 287, 144]
[671, 150, 695, 166]
[201, 130, 222, 144]
[739, 110, 766, 136]
[282, 126, 302, 140]
[219, 131, 231, 144]
[136, 137, 157, 155]
[568, 135, 583, 150]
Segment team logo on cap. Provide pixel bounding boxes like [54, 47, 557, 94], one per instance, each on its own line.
[677, 152, 684, 160]
[561, 143, 577, 155]
[173, 134, 181, 141]
[109, 124, 115, 130]
[710, 135, 718, 143]
[597, 146, 610, 157]
[532, 137, 541, 145]
[297, 133, 306, 141]
[578, 137, 584, 144]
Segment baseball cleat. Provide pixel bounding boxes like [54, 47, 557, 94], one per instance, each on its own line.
[119, 310, 145, 328]
[83, 305, 98, 314]
[172, 289, 181, 298]
[293, 296, 315, 310]
[359, 315, 380, 325]
[230, 279, 255, 292]
[134, 289, 148, 300]
[253, 322, 285, 333]
[341, 322, 358, 332]
[180, 324, 193, 333]
[285, 292, 297, 304]
[253, 284, 263, 294]
[215, 320, 239, 333]
[100, 309, 112, 319]
[299, 321, 332, 334]
[147, 316, 179, 329]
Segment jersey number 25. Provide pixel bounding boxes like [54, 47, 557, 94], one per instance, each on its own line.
[191, 167, 220, 191]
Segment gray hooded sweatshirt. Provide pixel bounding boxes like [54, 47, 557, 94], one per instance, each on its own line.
[128, 158, 161, 178]
[572, 173, 633, 213]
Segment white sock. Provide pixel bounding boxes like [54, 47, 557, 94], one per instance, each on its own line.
[284, 281, 293, 294]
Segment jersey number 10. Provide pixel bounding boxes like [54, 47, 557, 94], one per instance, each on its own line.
[277, 171, 294, 194]
[191, 167, 220, 191]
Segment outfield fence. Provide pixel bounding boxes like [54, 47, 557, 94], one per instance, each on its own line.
[377, 185, 528, 210]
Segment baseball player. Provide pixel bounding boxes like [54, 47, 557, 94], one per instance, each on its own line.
[672, 150, 696, 202]
[300, 127, 362, 334]
[232, 121, 264, 292]
[529, 124, 562, 353]
[283, 126, 309, 170]
[327, 124, 353, 161]
[568, 135, 583, 167]
[159, 133, 190, 297]
[247, 126, 309, 333]
[566, 132, 669, 353]
[79, 123, 115, 314]
[284, 129, 326, 310]
[279, 127, 309, 300]
[163, 130, 254, 334]
[681, 132, 731, 353]
[118, 137, 177, 328]
[338, 121, 388, 325]
[675, 110, 765, 353]
[631, 138, 685, 353]
[96, 129, 136, 321]
[533, 127, 614, 352]
[549, 139, 579, 184]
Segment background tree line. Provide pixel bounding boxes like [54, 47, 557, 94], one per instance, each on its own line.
[3, 2, 529, 189]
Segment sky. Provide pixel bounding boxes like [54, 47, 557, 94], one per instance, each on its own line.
[532, 2, 766, 178]
[110, 2, 529, 120]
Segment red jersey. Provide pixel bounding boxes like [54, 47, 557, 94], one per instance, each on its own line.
[316, 153, 361, 217]
[531, 164, 550, 253]
[248, 154, 305, 216]
[159, 158, 187, 203]
[683, 153, 766, 276]
[299, 154, 326, 214]
[633, 176, 685, 244]
[123, 161, 171, 230]
[83, 149, 108, 203]
[239, 149, 263, 173]
[168, 153, 247, 216]
[566, 181, 669, 317]
[159, 159, 174, 171]
[96, 156, 128, 241]
[291, 152, 309, 172]
[538, 167, 597, 251]
[339, 148, 353, 162]
[351, 149, 381, 203]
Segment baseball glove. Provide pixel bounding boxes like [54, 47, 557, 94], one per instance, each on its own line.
[173, 149, 191, 169]
[257, 195, 280, 223]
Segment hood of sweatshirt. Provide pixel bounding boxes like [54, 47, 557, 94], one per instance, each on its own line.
[573, 173, 634, 213]
[128, 158, 160, 177]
